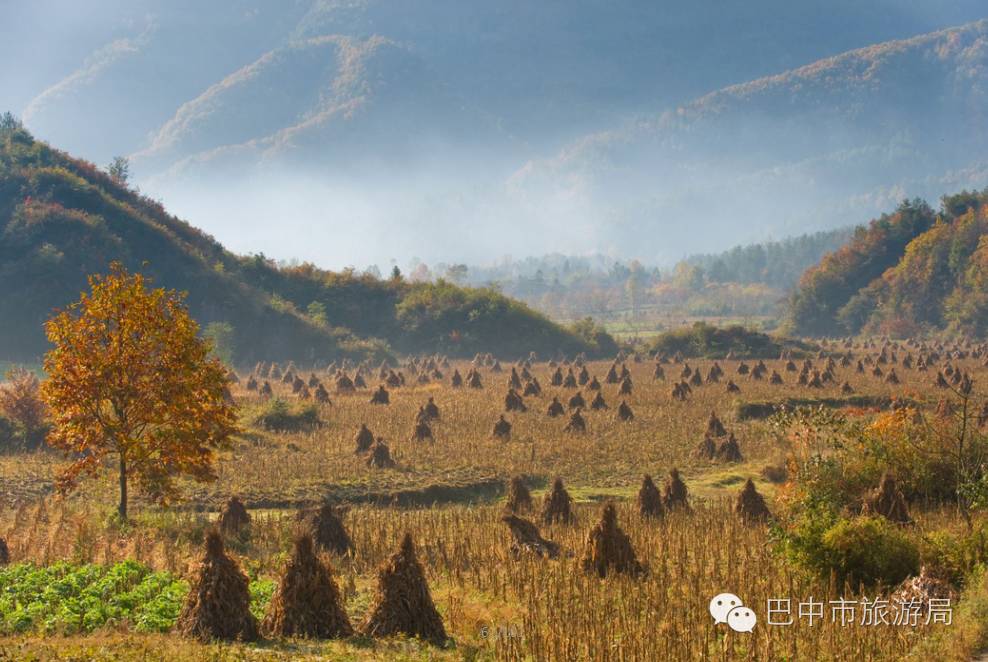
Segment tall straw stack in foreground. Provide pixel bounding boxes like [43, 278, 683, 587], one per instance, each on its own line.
[175, 531, 258, 642]
[581, 503, 645, 578]
[217, 496, 250, 535]
[360, 534, 447, 646]
[505, 476, 533, 513]
[542, 477, 575, 524]
[637, 475, 665, 519]
[262, 533, 352, 638]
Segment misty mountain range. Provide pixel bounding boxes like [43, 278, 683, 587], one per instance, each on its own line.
[5, 1, 988, 266]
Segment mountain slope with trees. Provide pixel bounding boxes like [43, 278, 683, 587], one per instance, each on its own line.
[785, 190, 988, 337]
[15, 0, 984, 168]
[0, 119, 600, 363]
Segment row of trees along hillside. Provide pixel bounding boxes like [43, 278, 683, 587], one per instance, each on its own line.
[785, 190, 988, 337]
[0, 115, 605, 364]
[457, 229, 852, 321]
[682, 227, 854, 289]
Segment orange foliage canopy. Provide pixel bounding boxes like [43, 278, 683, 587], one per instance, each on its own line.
[40, 263, 238, 518]
[0, 367, 46, 439]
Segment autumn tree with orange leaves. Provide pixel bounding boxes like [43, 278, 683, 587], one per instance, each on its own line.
[41, 263, 238, 520]
[0, 367, 47, 447]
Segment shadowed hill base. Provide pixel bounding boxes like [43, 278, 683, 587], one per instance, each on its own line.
[0, 126, 604, 363]
[735, 395, 917, 420]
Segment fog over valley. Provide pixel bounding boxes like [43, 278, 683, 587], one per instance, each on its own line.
[5, 0, 988, 267]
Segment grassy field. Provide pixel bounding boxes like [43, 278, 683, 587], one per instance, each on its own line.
[0, 351, 984, 660]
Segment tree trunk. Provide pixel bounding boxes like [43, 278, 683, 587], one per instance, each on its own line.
[118, 453, 128, 521]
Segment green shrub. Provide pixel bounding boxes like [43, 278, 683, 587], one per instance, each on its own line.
[779, 498, 841, 576]
[251, 398, 320, 433]
[569, 317, 619, 357]
[820, 516, 919, 588]
[921, 531, 969, 588]
[395, 280, 600, 358]
[920, 524, 988, 589]
[649, 321, 811, 359]
[782, 504, 920, 589]
[203, 321, 235, 366]
[0, 415, 49, 453]
[336, 334, 392, 362]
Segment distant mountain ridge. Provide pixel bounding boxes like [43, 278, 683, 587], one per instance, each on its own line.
[18, 0, 986, 168]
[513, 19, 988, 261]
[132, 34, 495, 178]
[7, 3, 988, 266]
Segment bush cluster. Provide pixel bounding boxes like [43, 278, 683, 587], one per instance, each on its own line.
[251, 398, 320, 433]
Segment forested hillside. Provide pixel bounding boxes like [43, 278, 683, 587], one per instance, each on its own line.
[785, 191, 988, 337]
[0, 119, 601, 363]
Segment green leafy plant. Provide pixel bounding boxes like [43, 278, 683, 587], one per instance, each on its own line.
[0, 561, 189, 634]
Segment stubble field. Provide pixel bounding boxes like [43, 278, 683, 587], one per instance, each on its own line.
[0, 346, 979, 660]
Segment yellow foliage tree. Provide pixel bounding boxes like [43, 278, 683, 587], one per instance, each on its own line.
[41, 263, 238, 520]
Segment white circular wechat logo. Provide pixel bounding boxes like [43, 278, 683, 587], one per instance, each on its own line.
[709, 592, 756, 632]
[709, 593, 743, 625]
[726, 606, 757, 633]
